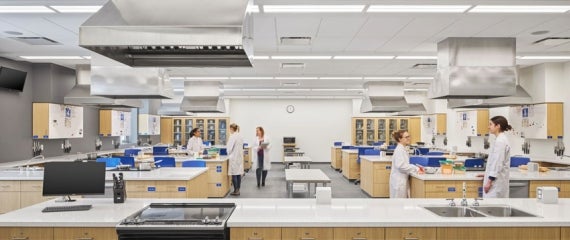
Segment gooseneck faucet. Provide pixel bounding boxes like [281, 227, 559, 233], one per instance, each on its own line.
[461, 181, 468, 206]
[25, 155, 45, 170]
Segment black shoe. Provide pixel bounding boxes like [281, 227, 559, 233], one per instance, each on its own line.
[262, 183, 265, 187]
[257, 183, 260, 188]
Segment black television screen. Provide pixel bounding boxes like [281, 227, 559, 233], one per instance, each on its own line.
[42, 162, 106, 197]
[0, 66, 27, 92]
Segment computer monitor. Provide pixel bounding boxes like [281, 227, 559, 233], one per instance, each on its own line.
[43, 162, 106, 201]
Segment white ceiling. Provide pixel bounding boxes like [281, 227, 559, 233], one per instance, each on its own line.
[1, 0, 570, 91]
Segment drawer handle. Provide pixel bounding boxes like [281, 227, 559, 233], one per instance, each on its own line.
[352, 238, 367, 240]
[11, 237, 29, 240]
[248, 238, 263, 240]
[301, 238, 316, 240]
[404, 238, 419, 240]
[76, 238, 94, 240]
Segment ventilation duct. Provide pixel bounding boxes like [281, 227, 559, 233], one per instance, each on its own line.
[90, 66, 173, 99]
[180, 82, 225, 113]
[447, 85, 533, 108]
[360, 82, 408, 113]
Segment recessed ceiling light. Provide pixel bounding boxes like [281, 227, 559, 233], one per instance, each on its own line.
[280, 37, 312, 45]
[319, 77, 363, 80]
[264, 5, 366, 13]
[172, 89, 185, 92]
[396, 56, 438, 60]
[20, 56, 84, 60]
[313, 89, 346, 91]
[49, 6, 102, 13]
[275, 77, 319, 80]
[276, 88, 311, 91]
[0, 6, 54, 13]
[230, 77, 274, 80]
[333, 56, 395, 60]
[364, 77, 407, 80]
[185, 77, 229, 80]
[272, 56, 332, 60]
[368, 5, 472, 13]
[281, 63, 306, 69]
[531, 30, 550, 35]
[469, 5, 570, 13]
[518, 56, 570, 60]
[404, 88, 429, 92]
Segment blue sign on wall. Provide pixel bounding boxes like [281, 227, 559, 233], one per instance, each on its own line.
[147, 186, 156, 192]
[448, 187, 456, 192]
[178, 187, 186, 192]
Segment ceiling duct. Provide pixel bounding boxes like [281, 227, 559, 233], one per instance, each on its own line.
[157, 92, 188, 115]
[361, 82, 408, 113]
[90, 66, 173, 99]
[180, 82, 225, 113]
[64, 65, 142, 108]
[79, 0, 253, 67]
[429, 37, 517, 99]
[447, 85, 533, 109]
[390, 104, 427, 116]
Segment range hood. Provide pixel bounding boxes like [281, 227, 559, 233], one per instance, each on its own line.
[390, 104, 427, 116]
[79, 0, 253, 67]
[90, 66, 173, 99]
[64, 65, 142, 108]
[361, 82, 408, 113]
[180, 82, 225, 113]
[429, 37, 517, 99]
[448, 85, 533, 108]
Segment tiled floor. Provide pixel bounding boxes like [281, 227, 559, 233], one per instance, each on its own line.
[226, 163, 370, 198]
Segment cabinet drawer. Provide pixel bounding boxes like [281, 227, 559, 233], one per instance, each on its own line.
[373, 183, 389, 197]
[282, 228, 333, 240]
[425, 192, 461, 198]
[333, 227, 384, 240]
[54, 227, 117, 240]
[0, 181, 20, 192]
[437, 227, 560, 240]
[125, 181, 156, 192]
[0, 227, 53, 240]
[20, 181, 43, 192]
[231, 227, 281, 240]
[0, 192, 21, 213]
[374, 163, 391, 171]
[560, 181, 570, 192]
[425, 181, 459, 193]
[385, 227, 436, 240]
[156, 181, 189, 192]
[20, 192, 54, 208]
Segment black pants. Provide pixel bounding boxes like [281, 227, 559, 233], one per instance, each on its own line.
[231, 175, 241, 191]
[256, 153, 268, 186]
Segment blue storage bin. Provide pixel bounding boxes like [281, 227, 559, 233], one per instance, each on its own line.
[426, 151, 444, 156]
[510, 156, 530, 167]
[341, 146, 355, 150]
[153, 146, 169, 156]
[219, 148, 227, 155]
[417, 147, 430, 155]
[409, 156, 444, 167]
[96, 158, 121, 167]
[124, 149, 141, 157]
[387, 145, 397, 150]
[182, 160, 206, 168]
[154, 157, 176, 168]
[115, 156, 135, 168]
[465, 158, 485, 167]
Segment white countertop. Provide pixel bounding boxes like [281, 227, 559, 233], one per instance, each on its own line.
[341, 149, 358, 154]
[411, 168, 570, 181]
[360, 155, 391, 162]
[0, 149, 129, 169]
[0, 167, 207, 181]
[1, 198, 569, 227]
[135, 156, 229, 163]
[532, 157, 570, 166]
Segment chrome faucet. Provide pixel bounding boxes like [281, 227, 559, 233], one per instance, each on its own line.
[472, 198, 483, 206]
[460, 182, 468, 206]
[446, 198, 456, 206]
[25, 155, 45, 170]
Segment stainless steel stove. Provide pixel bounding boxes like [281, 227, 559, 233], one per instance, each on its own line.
[117, 203, 235, 240]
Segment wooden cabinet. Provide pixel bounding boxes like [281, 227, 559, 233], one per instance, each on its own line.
[342, 150, 359, 180]
[436, 114, 447, 135]
[244, 147, 252, 171]
[562, 227, 570, 240]
[138, 114, 160, 135]
[0, 228, 53, 240]
[282, 228, 333, 240]
[0, 181, 20, 214]
[160, 117, 173, 145]
[331, 147, 342, 170]
[408, 118, 421, 145]
[99, 109, 131, 137]
[360, 159, 391, 197]
[231, 228, 282, 240]
[456, 110, 489, 137]
[207, 161, 230, 197]
[511, 103, 563, 139]
[436, 227, 559, 240]
[410, 179, 482, 198]
[352, 117, 421, 146]
[334, 227, 384, 240]
[125, 177, 208, 198]
[32, 103, 84, 139]
[160, 117, 230, 146]
[20, 181, 53, 208]
[385, 228, 436, 240]
[53, 227, 117, 240]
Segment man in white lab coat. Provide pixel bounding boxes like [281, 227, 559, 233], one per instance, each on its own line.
[227, 123, 244, 195]
[479, 116, 512, 198]
[390, 130, 424, 198]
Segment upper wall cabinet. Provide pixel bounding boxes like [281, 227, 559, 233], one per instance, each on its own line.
[138, 114, 161, 135]
[33, 103, 84, 139]
[99, 110, 131, 137]
[511, 103, 563, 139]
[456, 110, 489, 137]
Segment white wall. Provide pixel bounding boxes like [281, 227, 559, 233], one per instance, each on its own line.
[229, 99, 353, 163]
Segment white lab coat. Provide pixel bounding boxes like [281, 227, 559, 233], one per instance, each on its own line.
[483, 132, 511, 198]
[390, 143, 419, 198]
[252, 135, 271, 171]
[186, 136, 204, 153]
[227, 132, 244, 176]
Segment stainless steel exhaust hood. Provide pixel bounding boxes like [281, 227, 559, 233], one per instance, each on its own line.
[429, 37, 517, 99]
[79, 0, 253, 67]
[90, 66, 173, 99]
[390, 103, 427, 116]
[180, 82, 225, 113]
[361, 82, 408, 113]
[64, 65, 142, 108]
[448, 85, 533, 108]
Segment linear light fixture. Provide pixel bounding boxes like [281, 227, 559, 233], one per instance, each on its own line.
[230, 77, 274, 80]
[313, 89, 348, 91]
[518, 56, 570, 60]
[169, 77, 186, 80]
[172, 89, 185, 92]
[364, 77, 407, 80]
[408, 77, 434, 80]
[395, 56, 438, 60]
[49, 6, 102, 13]
[185, 77, 229, 80]
[0, 6, 54, 13]
[275, 77, 319, 80]
[276, 88, 311, 91]
[271, 56, 332, 60]
[81, 56, 91, 59]
[247, 5, 260, 13]
[242, 88, 276, 92]
[469, 5, 570, 13]
[20, 56, 84, 60]
[252, 56, 270, 60]
[264, 5, 366, 13]
[404, 88, 429, 92]
[333, 56, 395, 60]
[367, 5, 472, 13]
[319, 77, 363, 80]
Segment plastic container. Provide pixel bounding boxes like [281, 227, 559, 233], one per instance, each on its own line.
[439, 159, 454, 174]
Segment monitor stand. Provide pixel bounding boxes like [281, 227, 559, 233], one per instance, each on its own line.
[55, 195, 76, 202]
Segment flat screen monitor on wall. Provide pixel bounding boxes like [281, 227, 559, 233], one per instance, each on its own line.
[0, 66, 27, 92]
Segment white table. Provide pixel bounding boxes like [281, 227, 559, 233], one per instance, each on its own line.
[284, 156, 313, 169]
[285, 169, 331, 198]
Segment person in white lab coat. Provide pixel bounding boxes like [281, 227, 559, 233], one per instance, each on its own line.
[227, 123, 244, 196]
[478, 116, 512, 198]
[186, 128, 205, 155]
[390, 130, 424, 198]
[252, 126, 271, 187]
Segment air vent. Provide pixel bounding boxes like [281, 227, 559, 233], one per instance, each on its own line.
[281, 63, 305, 69]
[9, 37, 60, 45]
[412, 63, 437, 69]
[533, 37, 570, 46]
[280, 37, 311, 45]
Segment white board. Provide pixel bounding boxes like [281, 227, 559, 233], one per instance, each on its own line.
[47, 104, 84, 139]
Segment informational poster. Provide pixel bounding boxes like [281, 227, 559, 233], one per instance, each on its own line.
[138, 114, 161, 135]
[456, 111, 478, 136]
[48, 104, 84, 139]
[111, 110, 131, 136]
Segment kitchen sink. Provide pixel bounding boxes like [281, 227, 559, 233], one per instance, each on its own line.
[470, 206, 539, 217]
[423, 206, 486, 217]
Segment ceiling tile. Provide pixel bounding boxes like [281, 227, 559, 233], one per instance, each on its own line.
[310, 37, 353, 52]
[344, 37, 391, 51]
[276, 16, 321, 38]
[355, 16, 413, 38]
[253, 15, 276, 37]
[396, 17, 457, 38]
[316, 16, 367, 37]
[475, 16, 555, 37]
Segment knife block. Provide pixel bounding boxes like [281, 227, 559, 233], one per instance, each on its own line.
[113, 182, 126, 204]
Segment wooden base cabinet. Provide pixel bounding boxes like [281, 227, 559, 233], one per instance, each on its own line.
[530, 180, 570, 198]
[385, 228, 436, 240]
[360, 160, 391, 197]
[342, 151, 359, 180]
[0, 181, 20, 214]
[331, 147, 342, 170]
[282, 228, 333, 240]
[334, 227, 385, 240]
[0, 228, 54, 240]
[562, 227, 570, 240]
[125, 176, 208, 199]
[436, 227, 560, 240]
[207, 161, 230, 197]
[410, 178, 482, 198]
[53, 228, 117, 240]
[231, 228, 282, 240]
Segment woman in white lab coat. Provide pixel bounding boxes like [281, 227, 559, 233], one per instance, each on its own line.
[252, 126, 271, 187]
[186, 128, 205, 154]
[390, 130, 424, 198]
[227, 123, 244, 196]
[478, 116, 512, 198]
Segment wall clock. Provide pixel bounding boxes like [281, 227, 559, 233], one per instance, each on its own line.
[286, 105, 295, 113]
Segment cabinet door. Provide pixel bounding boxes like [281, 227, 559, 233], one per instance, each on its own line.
[436, 114, 447, 135]
[206, 119, 217, 144]
[388, 119, 398, 144]
[231, 228, 282, 240]
[282, 228, 333, 240]
[366, 119, 376, 145]
[218, 118, 228, 145]
[53, 227, 117, 240]
[408, 118, 421, 145]
[172, 118, 183, 146]
[562, 227, 570, 240]
[354, 118, 364, 145]
[0, 192, 20, 213]
[437, 227, 560, 240]
[160, 118, 173, 145]
[377, 119, 387, 143]
[333, 227, 384, 240]
[184, 118, 194, 146]
[385, 228, 436, 240]
[0, 227, 53, 240]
